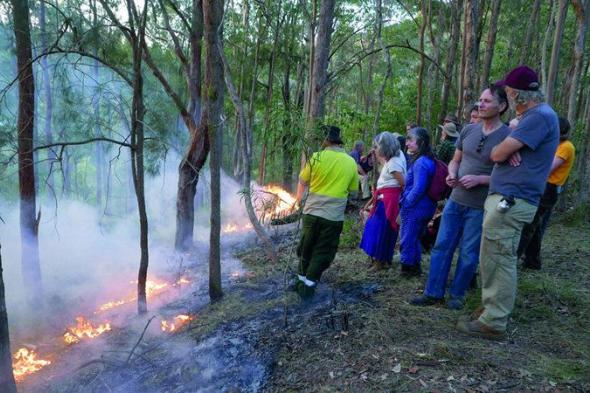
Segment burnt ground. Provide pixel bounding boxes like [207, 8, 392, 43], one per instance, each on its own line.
[19, 207, 590, 392]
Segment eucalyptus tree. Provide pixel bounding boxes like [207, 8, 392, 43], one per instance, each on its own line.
[0, 244, 17, 393]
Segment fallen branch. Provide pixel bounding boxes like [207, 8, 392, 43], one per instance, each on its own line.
[126, 316, 156, 364]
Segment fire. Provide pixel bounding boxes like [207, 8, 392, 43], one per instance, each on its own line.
[263, 185, 297, 215]
[12, 348, 51, 381]
[223, 223, 239, 233]
[63, 317, 112, 345]
[95, 278, 188, 314]
[160, 314, 194, 333]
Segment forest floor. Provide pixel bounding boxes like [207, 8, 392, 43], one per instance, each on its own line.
[21, 204, 590, 393]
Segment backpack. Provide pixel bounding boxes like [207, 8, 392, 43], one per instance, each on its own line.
[427, 158, 451, 202]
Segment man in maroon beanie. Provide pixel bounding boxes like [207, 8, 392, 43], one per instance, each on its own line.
[456, 66, 559, 339]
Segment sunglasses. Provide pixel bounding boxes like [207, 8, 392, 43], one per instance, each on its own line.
[476, 135, 488, 153]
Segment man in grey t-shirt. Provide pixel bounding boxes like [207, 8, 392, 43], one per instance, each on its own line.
[457, 66, 559, 339]
[411, 86, 510, 310]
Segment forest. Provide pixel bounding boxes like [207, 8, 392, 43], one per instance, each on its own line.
[1, 0, 590, 391]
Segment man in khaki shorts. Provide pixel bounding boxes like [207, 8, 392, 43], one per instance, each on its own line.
[456, 66, 559, 339]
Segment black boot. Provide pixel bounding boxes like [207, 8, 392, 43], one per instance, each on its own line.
[400, 264, 421, 278]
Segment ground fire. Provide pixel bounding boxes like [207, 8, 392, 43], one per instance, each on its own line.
[12, 348, 52, 382]
[160, 314, 194, 333]
[13, 276, 192, 382]
[63, 316, 112, 345]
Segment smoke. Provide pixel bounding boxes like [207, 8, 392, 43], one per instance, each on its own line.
[0, 155, 255, 339]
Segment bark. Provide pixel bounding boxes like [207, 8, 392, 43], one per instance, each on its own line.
[440, 0, 462, 122]
[259, 8, 284, 185]
[568, 0, 590, 126]
[219, 44, 278, 264]
[541, 1, 556, 88]
[373, 0, 392, 131]
[126, 2, 150, 315]
[281, 22, 294, 192]
[461, 0, 479, 122]
[307, 0, 336, 123]
[40, 0, 55, 191]
[518, 0, 542, 65]
[12, 0, 43, 307]
[479, 0, 501, 90]
[202, 0, 225, 302]
[546, 0, 569, 106]
[92, 1, 104, 209]
[188, 0, 203, 123]
[416, 0, 428, 124]
[0, 245, 16, 393]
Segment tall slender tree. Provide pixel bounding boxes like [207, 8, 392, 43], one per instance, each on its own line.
[0, 244, 17, 393]
[12, 0, 43, 307]
[546, 0, 569, 105]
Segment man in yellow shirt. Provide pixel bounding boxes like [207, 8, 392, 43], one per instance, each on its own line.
[517, 117, 575, 269]
[294, 125, 359, 299]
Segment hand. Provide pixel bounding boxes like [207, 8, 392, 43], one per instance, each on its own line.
[458, 175, 481, 189]
[508, 151, 522, 167]
[446, 173, 458, 187]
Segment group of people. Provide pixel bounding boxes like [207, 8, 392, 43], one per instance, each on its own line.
[293, 65, 575, 340]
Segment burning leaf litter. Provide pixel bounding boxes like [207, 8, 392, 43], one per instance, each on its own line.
[12, 348, 52, 381]
[63, 316, 112, 345]
[160, 314, 194, 333]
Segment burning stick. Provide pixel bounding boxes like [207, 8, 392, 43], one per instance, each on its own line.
[160, 314, 194, 333]
[12, 348, 51, 381]
[63, 316, 112, 345]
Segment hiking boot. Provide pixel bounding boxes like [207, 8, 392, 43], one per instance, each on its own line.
[522, 258, 541, 270]
[469, 273, 478, 290]
[410, 294, 443, 307]
[368, 260, 386, 272]
[446, 297, 465, 310]
[400, 264, 421, 278]
[456, 318, 506, 340]
[297, 283, 316, 300]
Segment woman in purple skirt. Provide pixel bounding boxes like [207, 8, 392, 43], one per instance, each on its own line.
[360, 132, 407, 271]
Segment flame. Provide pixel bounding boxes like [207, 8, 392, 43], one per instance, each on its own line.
[223, 223, 239, 233]
[63, 317, 112, 345]
[160, 314, 193, 333]
[12, 348, 51, 381]
[95, 278, 188, 314]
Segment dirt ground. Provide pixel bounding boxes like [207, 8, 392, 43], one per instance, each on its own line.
[255, 209, 590, 393]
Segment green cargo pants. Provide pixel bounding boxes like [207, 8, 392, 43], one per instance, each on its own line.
[297, 214, 343, 286]
[478, 194, 537, 331]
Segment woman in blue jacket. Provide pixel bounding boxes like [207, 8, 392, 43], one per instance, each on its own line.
[399, 127, 436, 278]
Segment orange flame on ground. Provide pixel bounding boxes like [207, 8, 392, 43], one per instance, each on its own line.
[160, 314, 194, 333]
[63, 317, 112, 345]
[95, 278, 189, 314]
[12, 348, 51, 381]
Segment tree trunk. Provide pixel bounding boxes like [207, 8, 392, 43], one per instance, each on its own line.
[416, 0, 428, 124]
[203, 0, 225, 302]
[519, 0, 542, 65]
[128, 2, 150, 314]
[461, 0, 479, 122]
[220, 43, 278, 264]
[0, 244, 17, 393]
[40, 0, 55, 191]
[188, 0, 203, 124]
[568, 0, 589, 126]
[440, 0, 462, 122]
[259, 8, 283, 185]
[12, 0, 43, 307]
[307, 0, 336, 124]
[479, 0, 501, 90]
[547, 0, 570, 106]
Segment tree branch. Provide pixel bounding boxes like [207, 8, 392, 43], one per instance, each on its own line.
[34, 137, 132, 152]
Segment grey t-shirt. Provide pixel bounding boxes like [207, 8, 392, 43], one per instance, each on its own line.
[489, 103, 559, 206]
[451, 123, 511, 209]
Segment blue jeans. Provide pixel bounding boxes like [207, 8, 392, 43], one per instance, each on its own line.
[424, 199, 483, 299]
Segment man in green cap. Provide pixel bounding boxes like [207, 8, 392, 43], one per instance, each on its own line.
[294, 125, 359, 300]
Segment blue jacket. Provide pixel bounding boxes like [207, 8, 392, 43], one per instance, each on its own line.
[401, 155, 436, 210]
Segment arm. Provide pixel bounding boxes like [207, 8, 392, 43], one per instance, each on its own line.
[446, 149, 462, 187]
[490, 137, 524, 163]
[550, 156, 565, 173]
[392, 171, 405, 188]
[403, 158, 432, 207]
[296, 180, 307, 203]
[458, 174, 490, 189]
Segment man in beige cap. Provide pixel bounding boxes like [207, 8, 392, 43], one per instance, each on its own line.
[435, 122, 459, 164]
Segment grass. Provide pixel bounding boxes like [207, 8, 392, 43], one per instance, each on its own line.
[256, 213, 590, 392]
